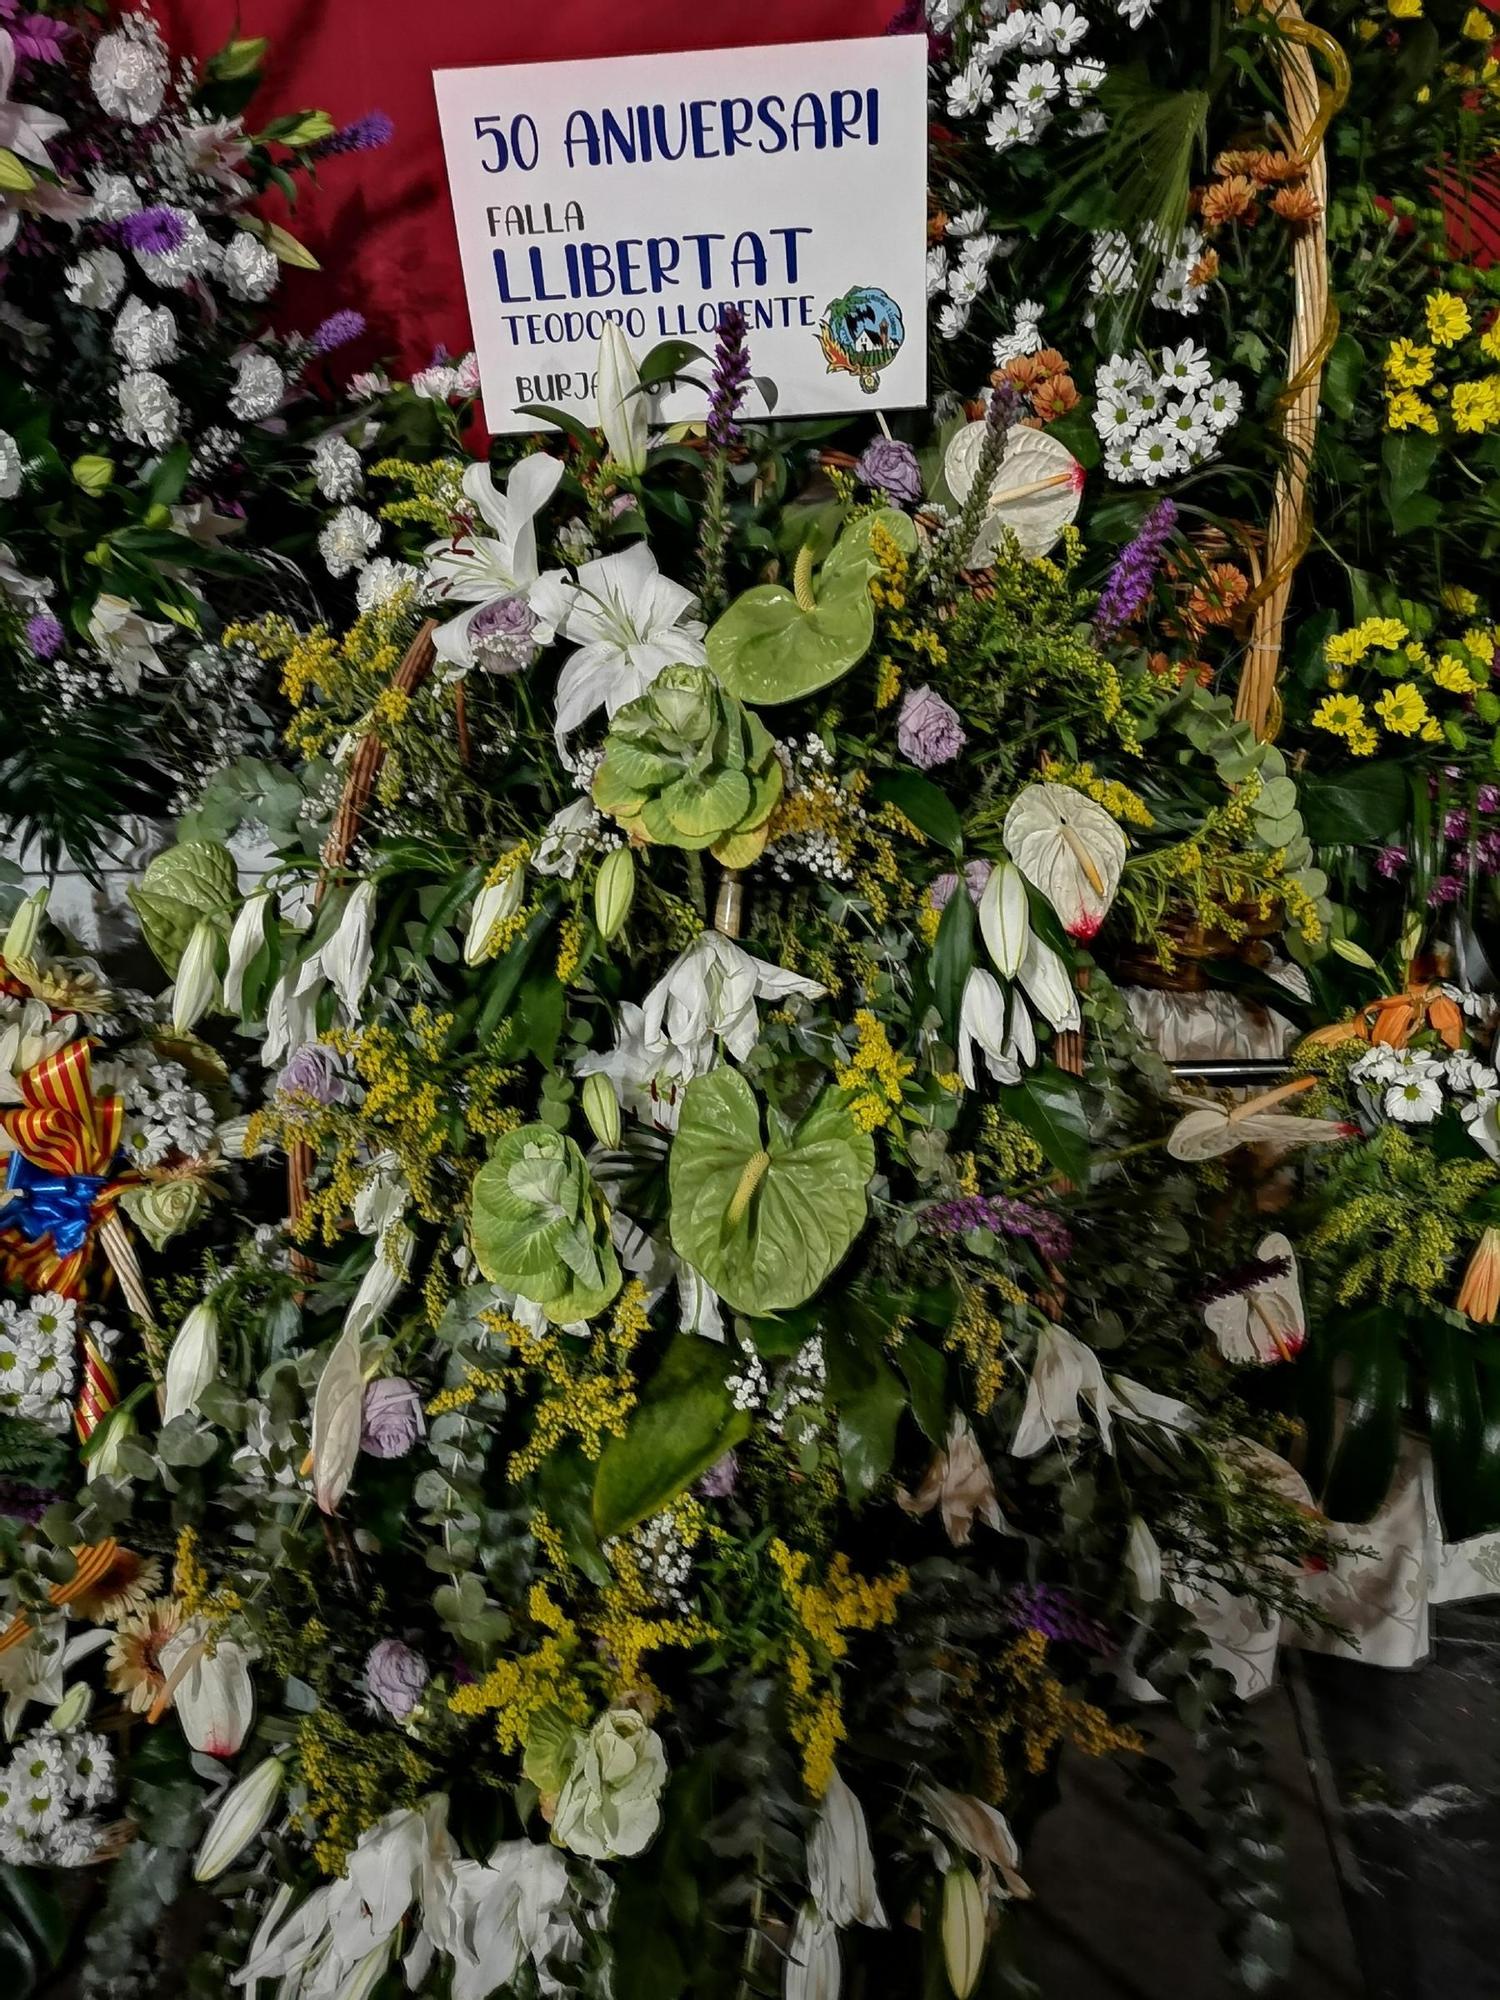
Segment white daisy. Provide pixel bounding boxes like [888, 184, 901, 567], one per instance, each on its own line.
[1008, 61, 1062, 112]
[1197, 378, 1243, 430]
[1159, 340, 1213, 392]
[1385, 1075, 1442, 1125]
[946, 61, 994, 119]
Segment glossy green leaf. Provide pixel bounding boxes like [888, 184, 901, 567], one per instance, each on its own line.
[871, 771, 963, 855]
[669, 1069, 874, 1315]
[593, 1337, 751, 1539]
[1001, 1066, 1091, 1182]
[1319, 1309, 1406, 1522]
[1298, 762, 1408, 846]
[930, 880, 975, 1043]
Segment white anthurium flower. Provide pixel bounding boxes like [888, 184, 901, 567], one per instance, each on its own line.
[222, 889, 272, 1014]
[677, 1264, 726, 1342]
[194, 1755, 285, 1881]
[1010, 1323, 1116, 1458]
[86, 593, 174, 692]
[640, 932, 825, 1069]
[322, 882, 377, 1020]
[532, 795, 601, 879]
[919, 1784, 1030, 1900]
[977, 860, 1029, 980]
[808, 1767, 887, 1929]
[161, 1622, 255, 1757]
[596, 322, 650, 473]
[576, 1000, 709, 1132]
[261, 955, 325, 1067]
[162, 1299, 219, 1424]
[531, 540, 707, 744]
[343, 1223, 414, 1343]
[464, 865, 525, 965]
[423, 455, 567, 672]
[785, 1903, 842, 2000]
[957, 969, 1022, 1089]
[0, 999, 77, 1102]
[1125, 1515, 1163, 1604]
[1015, 930, 1080, 1034]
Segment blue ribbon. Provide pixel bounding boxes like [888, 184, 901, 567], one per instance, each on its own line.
[2, 1151, 107, 1257]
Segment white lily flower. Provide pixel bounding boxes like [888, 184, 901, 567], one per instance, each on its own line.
[322, 882, 377, 1020]
[957, 968, 1022, 1088]
[531, 541, 707, 743]
[429, 1838, 575, 2000]
[978, 860, 1029, 979]
[808, 1767, 887, 1928]
[576, 1000, 708, 1132]
[596, 323, 650, 473]
[1125, 1514, 1163, 1603]
[919, 1784, 1030, 1900]
[423, 455, 567, 673]
[1, 884, 47, 963]
[641, 932, 825, 1068]
[1010, 1323, 1116, 1457]
[195, 1756, 284, 1881]
[0, 998, 76, 1102]
[162, 1300, 219, 1424]
[222, 889, 271, 1014]
[160, 1620, 254, 1757]
[0, 1618, 110, 1737]
[86, 592, 173, 693]
[233, 1883, 336, 1988]
[1015, 930, 1080, 1033]
[532, 795, 601, 879]
[785, 1904, 842, 2000]
[262, 952, 328, 1068]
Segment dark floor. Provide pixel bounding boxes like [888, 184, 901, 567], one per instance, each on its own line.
[1022, 1602, 1500, 1999]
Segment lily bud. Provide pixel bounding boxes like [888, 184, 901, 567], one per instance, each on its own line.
[162, 1300, 220, 1424]
[50, 1682, 93, 1733]
[71, 454, 115, 494]
[223, 890, 272, 1016]
[978, 861, 1028, 980]
[941, 1866, 987, 1999]
[2, 886, 48, 965]
[597, 323, 649, 474]
[163, 1623, 255, 1756]
[464, 864, 525, 965]
[593, 847, 636, 941]
[580, 1072, 621, 1150]
[172, 919, 221, 1033]
[86, 1407, 137, 1483]
[0, 146, 36, 194]
[206, 36, 268, 80]
[194, 1756, 284, 1881]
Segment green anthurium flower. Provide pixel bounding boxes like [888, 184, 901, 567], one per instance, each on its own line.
[471, 1124, 622, 1324]
[592, 664, 782, 865]
[706, 507, 919, 706]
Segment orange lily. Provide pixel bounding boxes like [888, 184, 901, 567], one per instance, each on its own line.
[1457, 1228, 1500, 1325]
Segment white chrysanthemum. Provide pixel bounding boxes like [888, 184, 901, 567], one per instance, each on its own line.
[112, 296, 178, 371]
[116, 371, 180, 450]
[946, 60, 993, 119]
[90, 21, 170, 125]
[925, 246, 950, 300]
[220, 230, 279, 303]
[411, 363, 461, 401]
[64, 247, 127, 310]
[355, 557, 420, 613]
[119, 1058, 218, 1166]
[0, 431, 22, 501]
[228, 351, 286, 422]
[1385, 1075, 1442, 1125]
[312, 434, 363, 501]
[319, 505, 381, 579]
[1066, 57, 1107, 104]
[87, 172, 141, 222]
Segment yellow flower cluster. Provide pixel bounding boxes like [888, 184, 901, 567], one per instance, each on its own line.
[997, 1629, 1145, 1779]
[596, 1500, 717, 1697]
[555, 911, 585, 985]
[1324, 617, 1410, 668]
[1041, 760, 1154, 829]
[450, 1587, 591, 1756]
[835, 1009, 914, 1131]
[295, 1703, 434, 1874]
[370, 455, 469, 534]
[491, 1280, 650, 1478]
[947, 1282, 1016, 1412]
[770, 1539, 909, 1795]
[1382, 293, 1500, 436]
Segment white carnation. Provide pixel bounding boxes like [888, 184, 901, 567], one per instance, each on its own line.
[312, 435, 363, 501]
[355, 557, 419, 612]
[228, 351, 286, 422]
[319, 505, 381, 579]
[112, 297, 177, 371]
[116, 371, 180, 450]
[90, 22, 170, 125]
[87, 172, 141, 222]
[135, 213, 220, 289]
[0, 431, 22, 501]
[220, 231, 279, 303]
[64, 248, 127, 311]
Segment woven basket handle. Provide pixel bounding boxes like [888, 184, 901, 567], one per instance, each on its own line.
[1233, 2, 1351, 741]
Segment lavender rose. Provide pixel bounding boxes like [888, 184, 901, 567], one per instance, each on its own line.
[697, 1451, 738, 1499]
[855, 436, 923, 507]
[365, 1638, 428, 1720]
[928, 860, 993, 913]
[360, 1378, 425, 1458]
[897, 685, 966, 770]
[469, 595, 539, 673]
[275, 1041, 343, 1105]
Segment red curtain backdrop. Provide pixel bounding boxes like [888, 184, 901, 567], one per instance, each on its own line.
[163, 0, 901, 371]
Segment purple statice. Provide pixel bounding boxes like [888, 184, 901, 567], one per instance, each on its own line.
[24, 611, 64, 661]
[1094, 500, 1179, 635]
[1004, 1584, 1109, 1651]
[1479, 830, 1500, 873]
[1375, 844, 1408, 879]
[118, 206, 188, 256]
[309, 310, 367, 357]
[1444, 807, 1471, 841]
[707, 305, 751, 448]
[855, 436, 923, 506]
[1479, 785, 1500, 816]
[1197, 1252, 1293, 1308]
[1428, 874, 1464, 906]
[0, 1479, 58, 1524]
[310, 111, 395, 160]
[698, 1451, 739, 1499]
[923, 1193, 1073, 1264]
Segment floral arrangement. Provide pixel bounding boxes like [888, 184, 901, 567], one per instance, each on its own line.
[0, 4, 389, 869]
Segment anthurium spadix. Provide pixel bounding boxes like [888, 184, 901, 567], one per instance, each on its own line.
[977, 861, 1029, 980]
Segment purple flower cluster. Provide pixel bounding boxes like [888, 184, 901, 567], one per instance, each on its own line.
[1197, 1252, 1292, 1308]
[2, 3, 69, 66]
[1094, 500, 1179, 635]
[855, 436, 923, 507]
[309, 310, 367, 356]
[928, 859, 994, 911]
[1375, 845, 1408, 879]
[1004, 1583, 1110, 1651]
[0, 1479, 58, 1524]
[698, 1451, 739, 1498]
[923, 1193, 1074, 1264]
[707, 305, 751, 448]
[118, 206, 188, 255]
[310, 111, 395, 160]
[25, 611, 64, 661]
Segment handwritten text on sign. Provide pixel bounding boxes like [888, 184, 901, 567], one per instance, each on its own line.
[432, 37, 928, 436]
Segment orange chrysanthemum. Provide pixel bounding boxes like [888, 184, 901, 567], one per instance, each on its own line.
[1200, 175, 1260, 229]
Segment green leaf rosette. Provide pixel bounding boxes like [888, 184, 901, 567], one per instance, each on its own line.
[471, 1124, 622, 1325]
[591, 665, 783, 868]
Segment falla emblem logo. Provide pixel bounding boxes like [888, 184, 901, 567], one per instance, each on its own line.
[817, 285, 906, 393]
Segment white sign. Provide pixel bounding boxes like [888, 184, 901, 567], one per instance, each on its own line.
[433, 37, 928, 436]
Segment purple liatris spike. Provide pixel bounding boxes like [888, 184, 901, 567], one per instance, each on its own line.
[309, 310, 367, 355]
[708, 305, 751, 448]
[25, 612, 65, 661]
[1004, 1584, 1110, 1651]
[1095, 499, 1179, 634]
[922, 1193, 1073, 1264]
[310, 111, 395, 159]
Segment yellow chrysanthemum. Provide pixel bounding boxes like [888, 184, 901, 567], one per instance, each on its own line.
[1426, 292, 1472, 348]
[1388, 0, 1423, 17]
[1462, 6, 1494, 37]
[1312, 692, 1369, 739]
[1481, 325, 1500, 364]
[1432, 653, 1480, 694]
[1387, 389, 1439, 433]
[1374, 682, 1432, 736]
[1384, 338, 1436, 388]
[1442, 585, 1481, 617]
[1453, 378, 1500, 433]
